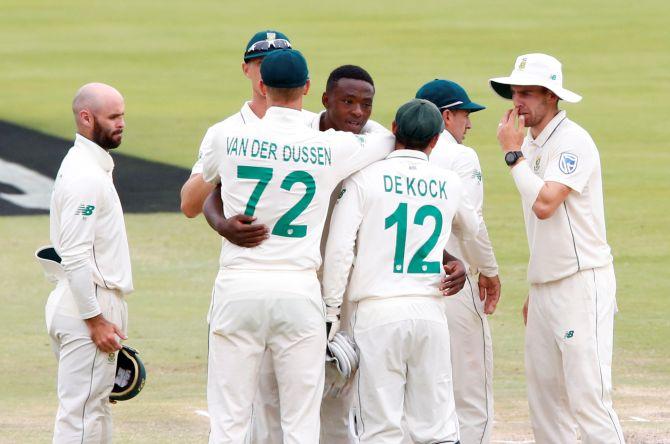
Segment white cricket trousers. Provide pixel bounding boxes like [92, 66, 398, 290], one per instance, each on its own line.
[245, 293, 354, 444]
[350, 296, 460, 444]
[525, 264, 625, 444]
[46, 282, 128, 444]
[207, 269, 326, 444]
[444, 275, 493, 444]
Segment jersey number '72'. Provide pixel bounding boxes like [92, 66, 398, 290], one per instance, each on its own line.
[237, 165, 315, 238]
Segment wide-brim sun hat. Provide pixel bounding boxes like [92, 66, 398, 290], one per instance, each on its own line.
[489, 53, 582, 103]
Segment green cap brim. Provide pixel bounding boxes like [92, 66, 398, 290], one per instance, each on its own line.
[456, 102, 486, 112]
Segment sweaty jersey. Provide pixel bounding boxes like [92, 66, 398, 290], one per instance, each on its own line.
[191, 101, 316, 174]
[202, 106, 395, 272]
[50, 134, 133, 317]
[430, 130, 499, 277]
[519, 110, 612, 284]
[322, 149, 479, 307]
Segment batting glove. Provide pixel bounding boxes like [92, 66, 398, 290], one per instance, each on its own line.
[325, 305, 341, 342]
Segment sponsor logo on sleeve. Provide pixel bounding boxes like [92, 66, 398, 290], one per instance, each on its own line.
[471, 169, 482, 183]
[75, 204, 95, 216]
[558, 152, 578, 174]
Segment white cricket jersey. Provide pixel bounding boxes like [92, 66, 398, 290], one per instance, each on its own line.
[322, 150, 479, 307]
[518, 110, 612, 284]
[430, 130, 499, 277]
[308, 111, 392, 259]
[191, 101, 316, 174]
[201, 106, 395, 272]
[50, 134, 133, 317]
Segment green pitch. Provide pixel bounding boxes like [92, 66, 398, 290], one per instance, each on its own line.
[1, 0, 669, 442]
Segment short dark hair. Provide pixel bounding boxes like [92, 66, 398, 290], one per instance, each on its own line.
[326, 65, 374, 93]
[394, 132, 433, 151]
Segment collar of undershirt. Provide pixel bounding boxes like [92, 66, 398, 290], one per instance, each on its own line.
[240, 101, 261, 124]
[74, 133, 114, 173]
[527, 110, 568, 148]
[440, 129, 458, 145]
[387, 149, 428, 161]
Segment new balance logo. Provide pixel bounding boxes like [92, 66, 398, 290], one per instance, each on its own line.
[564, 330, 574, 339]
[75, 204, 95, 216]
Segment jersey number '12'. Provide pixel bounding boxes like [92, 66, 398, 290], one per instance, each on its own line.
[384, 202, 443, 274]
[237, 165, 315, 238]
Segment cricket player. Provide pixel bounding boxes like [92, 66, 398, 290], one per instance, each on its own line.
[417, 79, 500, 443]
[202, 65, 469, 443]
[201, 49, 395, 444]
[181, 30, 314, 443]
[45, 83, 131, 443]
[322, 99, 479, 444]
[492, 53, 625, 443]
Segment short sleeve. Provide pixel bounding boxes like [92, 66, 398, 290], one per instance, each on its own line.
[201, 127, 222, 184]
[191, 127, 215, 175]
[543, 132, 597, 194]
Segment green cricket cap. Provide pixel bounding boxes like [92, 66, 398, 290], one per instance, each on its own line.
[261, 49, 309, 88]
[394, 99, 445, 146]
[243, 30, 292, 62]
[416, 79, 485, 112]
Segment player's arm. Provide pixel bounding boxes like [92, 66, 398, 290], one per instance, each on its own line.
[451, 174, 480, 242]
[334, 131, 395, 180]
[449, 150, 501, 313]
[180, 173, 215, 218]
[180, 126, 217, 218]
[202, 184, 269, 248]
[499, 108, 593, 220]
[57, 176, 126, 353]
[322, 172, 367, 339]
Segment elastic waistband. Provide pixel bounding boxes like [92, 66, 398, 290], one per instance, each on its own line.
[356, 295, 444, 307]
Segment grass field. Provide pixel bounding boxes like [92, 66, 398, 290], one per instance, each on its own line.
[1, 0, 669, 442]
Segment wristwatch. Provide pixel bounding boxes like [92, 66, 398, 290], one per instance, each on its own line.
[504, 150, 524, 166]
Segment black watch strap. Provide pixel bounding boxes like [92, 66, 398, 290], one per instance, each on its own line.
[504, 151, 524, 166]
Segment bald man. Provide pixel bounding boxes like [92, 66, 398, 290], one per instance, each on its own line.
[43, 83, 132, 443]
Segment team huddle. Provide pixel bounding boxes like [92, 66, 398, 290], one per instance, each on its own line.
[39, 28, 626, 444]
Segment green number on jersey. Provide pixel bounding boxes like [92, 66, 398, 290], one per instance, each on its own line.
[272, 171, 316, 238]
[407, 205, 443, 273]
[384, 203, 443, 274]
[236, 166, 316, 238]
[237, 166, 273, 216]
[384, 202, 408, 273]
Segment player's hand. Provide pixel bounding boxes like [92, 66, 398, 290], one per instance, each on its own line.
[522, 295, 529, 326]
[84, 314, 126, 353]
[440, 260, 466, 296]
[497, 107, 525, 152]
[325, 306, 341, 342]
[478, 274, 501, 315]
[217, 215, 269, 248]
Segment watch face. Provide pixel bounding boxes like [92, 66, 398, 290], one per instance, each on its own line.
[505, 151, 518, 165]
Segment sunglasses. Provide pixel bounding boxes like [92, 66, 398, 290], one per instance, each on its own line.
[245, 39, 292, 57]
[439, 100, 464, 110]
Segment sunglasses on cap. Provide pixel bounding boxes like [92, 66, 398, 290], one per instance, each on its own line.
[438, 100, 464, 110]
[245, 38, 292, 57]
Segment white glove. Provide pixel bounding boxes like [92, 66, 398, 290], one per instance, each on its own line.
[325, 305, 341, 342]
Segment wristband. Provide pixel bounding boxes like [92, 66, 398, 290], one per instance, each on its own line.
[511, 160, 544, 205]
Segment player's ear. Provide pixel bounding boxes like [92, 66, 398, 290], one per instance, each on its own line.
[321, 91, 328, 108]
[391, 120, 398, 136]
[242, 61, 250, 78]
[303, 79, 310, 96]
[259, 80, 267, 98]
[442, 109, 451, 124]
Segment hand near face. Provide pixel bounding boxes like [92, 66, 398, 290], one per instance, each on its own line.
[497, 107, 525, 152]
